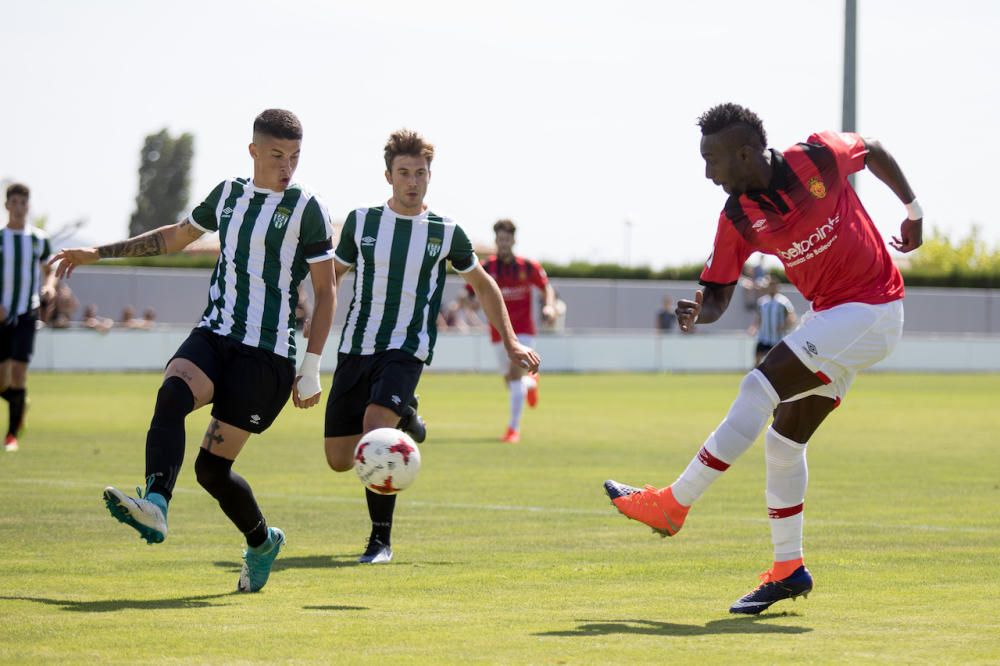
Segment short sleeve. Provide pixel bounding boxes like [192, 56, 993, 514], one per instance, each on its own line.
[448, 224, 477, 273]
[811, 130, 868, 177]
[299, 197, 335, 264]
[334, 210, 359, 266]
[699, 213, 754, 287]
[189, 181, 227, 232]
[529, 259, 549, 288]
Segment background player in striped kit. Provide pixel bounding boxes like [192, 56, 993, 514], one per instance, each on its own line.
[469, 219, 556, 443]
[1, 183, 57, 452]
[748, 275, 796, 365]
[605, 103, 923, 614]
[51, 109, 336, 592]
[324, 129, 540, 564]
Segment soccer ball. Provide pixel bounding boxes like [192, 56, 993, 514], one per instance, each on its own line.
[354, 428, 421, 495]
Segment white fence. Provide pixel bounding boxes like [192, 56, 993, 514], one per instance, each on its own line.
[31, 328, 1000, 373]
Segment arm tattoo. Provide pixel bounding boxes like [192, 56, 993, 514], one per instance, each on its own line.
[97, 230, 166, 258]
[202, 419, 224, 452]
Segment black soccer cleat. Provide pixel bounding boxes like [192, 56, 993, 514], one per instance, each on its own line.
[729, 565, 813, 615]
[397, 395, 426, 443]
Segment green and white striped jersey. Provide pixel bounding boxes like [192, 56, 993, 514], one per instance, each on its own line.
[0, 225, 51, 320]
[188, 178, 334, 360]
[335, 204, 477, 364]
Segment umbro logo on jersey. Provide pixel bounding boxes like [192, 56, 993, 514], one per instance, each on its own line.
[250, 414, 261, 425]
[361, 236, 376, 246]
[271, 207, 292, 229]
[391, 395, 402, 405]
[222, 207, 234, 218]
[426, 240, 442, 257]
[753, 218, 767, 231]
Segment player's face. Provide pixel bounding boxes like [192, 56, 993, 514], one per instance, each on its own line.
[5, 194, 28, 223]
[385, 155, 430, 215]
[700, 132, 752, 196]
[249, 135, 301, 191]
[495, 230, 515, 259]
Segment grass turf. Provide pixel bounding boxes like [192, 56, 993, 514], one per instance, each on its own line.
[0, 372, 998, 664]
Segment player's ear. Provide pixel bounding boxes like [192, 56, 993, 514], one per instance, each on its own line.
[384, 170, 393, 185]
[248, 143, 258, 160]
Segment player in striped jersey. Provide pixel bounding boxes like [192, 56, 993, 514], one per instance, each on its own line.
[605, 103, 923, 614]
[748, 276, 796, 365]
[470, 219, 556, 443]
[324, 130, 540, 564]
[51, 109, 336, 592]
[1, 183, 57, 452]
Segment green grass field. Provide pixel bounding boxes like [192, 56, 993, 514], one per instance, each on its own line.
[1, 372, 998, 664]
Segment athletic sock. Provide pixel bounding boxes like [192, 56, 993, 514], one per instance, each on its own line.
[508, 378, 526, 430]
[6, 388, 25, 437]
[0, 388, 12, 403]
[195, 448, 268, 547]
[366, 488, 396, 545]
[765, 427, 808, 562]
[145, 377, 195, 500]
[671, 370, 780, 506]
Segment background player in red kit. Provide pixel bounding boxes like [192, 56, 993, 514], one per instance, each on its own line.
[470, 219, 556, 443]
[604, 103, 923, 614]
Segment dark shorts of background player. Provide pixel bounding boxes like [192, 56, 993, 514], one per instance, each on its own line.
[171, 327, 295, 434]
[0, 311, 38, 363]
[324, 350, 424, 437]
[756, 342, 776, 356]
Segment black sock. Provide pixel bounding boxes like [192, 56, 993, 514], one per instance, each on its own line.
[0, 388, 12, 403]
[145, 377, 195, 500]
[7, 388, 25, 437]
[366, 488, 396, 545]
[195, 448, 268, 547]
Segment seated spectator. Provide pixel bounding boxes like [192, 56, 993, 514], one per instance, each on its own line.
[437, 293, 484, 332]
[83, 304, 113, 334]
[141, 308, 157, 329]
[49, 281, 79, 329]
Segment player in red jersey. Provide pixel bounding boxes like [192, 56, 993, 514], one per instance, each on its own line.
[604, 103, 923, 614]
[471, 219, 556, 443]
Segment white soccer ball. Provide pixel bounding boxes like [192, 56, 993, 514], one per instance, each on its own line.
[354, 428, 421, 495]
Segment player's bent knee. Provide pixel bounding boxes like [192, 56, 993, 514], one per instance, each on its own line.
[194, 448, 234, 492]
[324, 437, 356, 472]
[155, 376, 196, 420]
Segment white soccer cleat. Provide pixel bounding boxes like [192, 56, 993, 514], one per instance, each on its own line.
[103, 486, 168, 544]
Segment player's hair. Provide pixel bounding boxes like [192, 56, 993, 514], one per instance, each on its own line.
[253, 109, 303, 141]
[697, 103, 768, 147]
[6, 183, 29, 201]
[493, 219, 516, 235]
[384, 129, 434, 171]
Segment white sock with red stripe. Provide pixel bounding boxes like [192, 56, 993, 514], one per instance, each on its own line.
[671, 370, 780, 506]
[765, 426, 808, 562]
[508, 379, 525, 430]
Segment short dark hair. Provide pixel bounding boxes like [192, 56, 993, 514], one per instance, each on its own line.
[253, 109, 303, 140]
[697, 103, 767, 147]
[6, 183, 29, 201]
[493, 219, 516, 235]
[384, 129, 434, 171]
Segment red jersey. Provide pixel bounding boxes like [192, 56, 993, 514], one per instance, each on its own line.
[471, 255, 549, 342]
[699, 131, 904, 311]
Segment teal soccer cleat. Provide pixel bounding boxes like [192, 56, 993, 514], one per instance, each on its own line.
[238, 527, 286, 593]
[103, 478, 168, 545]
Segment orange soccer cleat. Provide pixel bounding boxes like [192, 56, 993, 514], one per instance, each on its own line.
[603, 480, 690, 537]
[525, 373, 539, 408]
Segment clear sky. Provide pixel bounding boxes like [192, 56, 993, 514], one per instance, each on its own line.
[3, 0, 998, 268]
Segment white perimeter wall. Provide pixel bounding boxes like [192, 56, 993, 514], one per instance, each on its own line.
[30, 329, 1000, 373]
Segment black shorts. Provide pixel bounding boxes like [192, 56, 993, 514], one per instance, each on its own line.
[0, 312, 38, 363]
[324, 350, 424, 437]
[171, 328, 295, 434]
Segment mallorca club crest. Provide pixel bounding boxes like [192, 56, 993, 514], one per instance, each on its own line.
[807, 177, 827, 199]
[426, 239, 442, 257]
[271, 206, 292, 229]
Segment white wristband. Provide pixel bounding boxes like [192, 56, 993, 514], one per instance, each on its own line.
[296, 352, 322, 399]
[904, 199, 923, 221]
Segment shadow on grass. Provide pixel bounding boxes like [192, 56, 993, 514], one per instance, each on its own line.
[214, 555, 458, 572]
[302, 605, 369, 611]
[0, 593, 232, 613]
[536, 614, 812, 637]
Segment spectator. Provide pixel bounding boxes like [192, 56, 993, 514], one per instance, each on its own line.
[656, 294, 677, 332]
[82, 304, 113, 334]
[540, 289, 567, 333]
[748, 276, 797, 365]
[437, 292, 483, 332]
[49, 281, 79, 329]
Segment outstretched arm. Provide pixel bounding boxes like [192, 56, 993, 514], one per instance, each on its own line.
[49, 219, 204, 278]
[462, 263, 540, 372]
[863, 137, 923, 253]
[676, 283, 735, 332]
